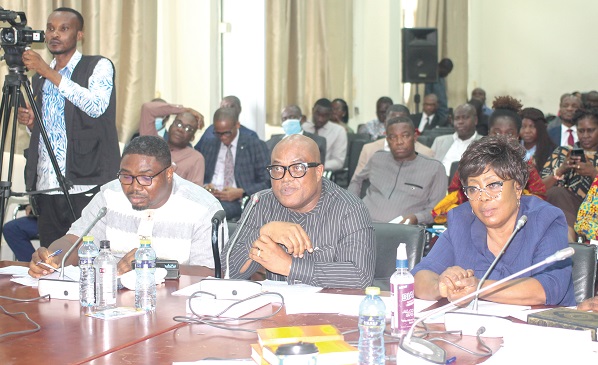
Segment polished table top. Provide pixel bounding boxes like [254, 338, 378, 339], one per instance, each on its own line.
[0, 261, 502, 365]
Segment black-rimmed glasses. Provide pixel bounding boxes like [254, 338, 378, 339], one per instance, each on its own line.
[462, 180, 510, 201]
[117, 165, 169, 186]
[266, 162, 321, 180]
[213, 129, 234, 137]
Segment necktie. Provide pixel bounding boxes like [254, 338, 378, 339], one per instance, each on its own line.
[425, 117, 430, 129]
[224, 145, 234, 188]
[567, 129, 574, 146]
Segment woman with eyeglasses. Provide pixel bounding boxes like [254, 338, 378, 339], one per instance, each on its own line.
[413, 136, 575, 306]
[541, 108, 598, 242]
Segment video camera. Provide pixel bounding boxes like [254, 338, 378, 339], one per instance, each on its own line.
[0, 7, 45, 68]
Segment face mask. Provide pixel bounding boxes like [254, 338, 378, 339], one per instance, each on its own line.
[155, 117, 164, 131]
[282, 119, 302, 136]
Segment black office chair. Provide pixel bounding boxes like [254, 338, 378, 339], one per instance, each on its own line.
[372, 223, 426, 291]
[569, 242, 597, 303]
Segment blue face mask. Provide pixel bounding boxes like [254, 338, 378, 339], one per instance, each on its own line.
[155, 117, 164, 131]
[282, 119, 302, 136]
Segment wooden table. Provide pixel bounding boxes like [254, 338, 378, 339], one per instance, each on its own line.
[0, 261, 502, 364]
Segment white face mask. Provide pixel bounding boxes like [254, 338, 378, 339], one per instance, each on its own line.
[282, 119, 302, 136]
[155, 117, 164, 131]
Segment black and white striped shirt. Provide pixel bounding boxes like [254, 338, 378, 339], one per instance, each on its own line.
[225, 179, 375, 288]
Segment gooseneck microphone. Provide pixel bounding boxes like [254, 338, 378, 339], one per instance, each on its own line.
[473, 215, 527, 311]
[211, 210, 226, 278]
[224, 192, 260, 279]
[59, 207, 107, 280]
[400, 246, 575, 364]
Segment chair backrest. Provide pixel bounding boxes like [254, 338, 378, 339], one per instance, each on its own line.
[347, 139, 368, 182]
[372, 223, 426, 291]
[569, 242, 597, 303]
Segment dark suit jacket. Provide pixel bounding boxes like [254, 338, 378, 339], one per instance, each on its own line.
[266, 132, 327, 165]
[200, 129, 271, 196]
[548, 125, 562, 146]
[410, 113, 446, 131]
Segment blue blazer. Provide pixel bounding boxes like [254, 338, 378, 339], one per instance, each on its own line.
[548, 125, 561, 146]
[199, 129, 271, 196]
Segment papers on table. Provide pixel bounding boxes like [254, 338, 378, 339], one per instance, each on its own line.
[423, 300, 531, 324]
[8, 265, 80, 287]
[0, 265, 30, 276]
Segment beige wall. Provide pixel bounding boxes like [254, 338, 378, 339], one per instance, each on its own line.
[468, 0, 598, 116]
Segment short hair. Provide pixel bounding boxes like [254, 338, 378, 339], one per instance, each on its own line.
[458, 135, 529, 190]
[222, 95, 241, 109]
[54, 7, 84, 30]
[282, 104, 302, 117]
[520, 107, 554, 171]
[386, 116, 415, 133]
[572, 108, 598, 126]
[385, 104, 410, 119]
[122, 135, 171, 168]
[313, 98, 332, 109]
[560, 93, 581, 105]
[213, 107, 239, 124]
[490, 96, 523, 130]
[377, 96, 393, 106]
[439, 58, 453, 69]
[331, 98, 349, 123]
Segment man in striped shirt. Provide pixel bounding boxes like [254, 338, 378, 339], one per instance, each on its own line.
[225, 135, 375, 288]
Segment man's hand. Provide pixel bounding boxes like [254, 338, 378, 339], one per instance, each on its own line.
[401, 214, 418, 225]
[213, 187, 244, 202]
[22, 49, 59, 83]
[117, 248, 138, 276]
[28, 247, 58, 278]
[17, 105, 35, 130]
[259, 221, 313, 257]
[249, 235, 292, 276]
[578, 296, 598, 312]
[438, 266, 474, 297]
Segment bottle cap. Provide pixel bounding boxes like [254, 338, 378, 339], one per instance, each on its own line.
[140, 237, 151, 246]
[100, 240, 110, 249]
[396, 243, 408, 269]
[83, 235, 94, 242]
[365, 286, 380, 296]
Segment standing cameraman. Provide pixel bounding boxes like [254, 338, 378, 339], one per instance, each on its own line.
[17, 7, 119, 248]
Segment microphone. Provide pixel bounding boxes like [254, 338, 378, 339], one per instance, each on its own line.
[211, 210, 226, 278]
[473, 215, 527, 311]
[38, 207, 108, 301]
[400, 246, 574, 364]
[224, 192, 260, 279]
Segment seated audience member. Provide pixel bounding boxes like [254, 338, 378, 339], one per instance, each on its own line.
[354, 104, 434, 177]
[575, 176, 598, 241]
[432, 103, 482, 176]
[471, 87, 493, 117]
[139, 100, 205, 185]
[584, 91, 598, 109]
[225, 135, 375, 288]
[266, 105, 327, 165]
[331, 98, 354, 134]
[468, 98, 489, 135]
[194, 95, 258, 151]
[414, 136, 576, 306]
[433, 97, 547, 224]
[520, 107, 556, 174]
[138, 99, 205, 139]
[302, 98, 347, 172]
[3, 205, 38, 262]
[348, 117, 446, 224]
[547, 93, 582, 145]
[410, 93, 446, 132]
[29, 136, 225, 278]
[357, 96, 393, 140]
[200, 108, 270, 220]
[578, 296, 598, 311]
[541, 108, 598, 242]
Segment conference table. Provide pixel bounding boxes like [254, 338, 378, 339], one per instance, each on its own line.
[0, 261, 503, 364]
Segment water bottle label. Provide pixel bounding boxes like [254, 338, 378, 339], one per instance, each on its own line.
[136, 260, 156, 269]
[390, 282, 415, 332]
[359, 315, 385, 327]
[79, 258, 93, 265]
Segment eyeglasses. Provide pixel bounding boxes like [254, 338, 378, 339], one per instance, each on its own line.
[462, 180, 510, 201]
[174, 120, 196, 134]
[213, 129, 234, 137]
[266, 162, 321, 180]
[117, 165, 169, 186]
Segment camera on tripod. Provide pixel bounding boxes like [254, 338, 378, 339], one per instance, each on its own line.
[0, 7, 45, 68]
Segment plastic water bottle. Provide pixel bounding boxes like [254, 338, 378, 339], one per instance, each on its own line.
[358, 286, 386, 365]
[94, 240, 117, 309]
[135, 238, 156, 311]
[390, 243, 415, 337]
[79, 235, 99, 307]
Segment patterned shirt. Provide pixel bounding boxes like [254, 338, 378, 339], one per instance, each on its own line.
[225, 179, 375, 288]
[38, 51, 114, 193]
[575, 176, 598, 241]
[358, 119, 386, 141]
[541, 145, 598, 199]
[68, 175, 225, 267]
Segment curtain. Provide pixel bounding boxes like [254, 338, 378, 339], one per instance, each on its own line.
[407, 0, 468, 115]
[266, 0, 353, 126]
[0, 0, 157, 153]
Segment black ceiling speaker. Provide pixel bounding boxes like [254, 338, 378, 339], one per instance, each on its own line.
[402, 28, 438, 83]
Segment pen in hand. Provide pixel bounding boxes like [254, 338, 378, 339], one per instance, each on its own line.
[35, 249, 63, 266]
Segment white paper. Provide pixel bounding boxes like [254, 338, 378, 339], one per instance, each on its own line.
[9, 265, 80, 287]
[259, 279, 322, 295]
[0, 265, 30, 276]
[423, 301, 531, 324]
